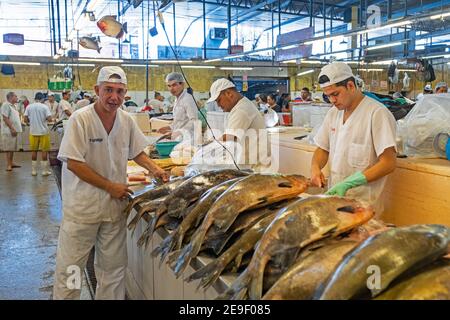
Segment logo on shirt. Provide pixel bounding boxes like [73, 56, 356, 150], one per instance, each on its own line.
[89, 138, 103, 143]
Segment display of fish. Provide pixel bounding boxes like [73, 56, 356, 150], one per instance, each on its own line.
[124, 177, 187, 217]
[186, 212, 279, 290]
[97, 15, 128, 39]
[219, 196, 374, 300]
[127, 198, 165, 235]
[78, 36, 101, 53]
[262, 240, 359, 300]
[172, 174, 309, 277]
[146, 170, 248, 244]
[316, 224, 450, 300]
[152, 178, 243, 263]
[375, 259, 450, 300]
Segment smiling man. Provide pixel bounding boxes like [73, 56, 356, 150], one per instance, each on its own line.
[310, 62, 397, 215]
[53, 66, 168, 300]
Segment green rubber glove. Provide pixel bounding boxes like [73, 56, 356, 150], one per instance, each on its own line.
[325, 171, 368, 197]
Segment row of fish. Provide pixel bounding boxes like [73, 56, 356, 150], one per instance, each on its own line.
[125, 169, 450, 300]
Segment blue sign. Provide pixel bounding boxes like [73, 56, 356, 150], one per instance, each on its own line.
[3, 33, 24, 45]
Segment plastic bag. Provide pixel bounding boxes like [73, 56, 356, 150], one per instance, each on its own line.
[398, 94, 450, 158]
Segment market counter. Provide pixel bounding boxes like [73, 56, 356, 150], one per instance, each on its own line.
[269, 128, 450, 226]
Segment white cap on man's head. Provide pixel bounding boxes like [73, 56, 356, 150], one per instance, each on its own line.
[435, 82, 447, 90]
[424, 84, 432, 91]
[207, 78, 236, 103]
[84, 92, 92, 98]
[97, 66, 127, 85]
[318, 62, 354, 88]
[48, 91, 55, 96]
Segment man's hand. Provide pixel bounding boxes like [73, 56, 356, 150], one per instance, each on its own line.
[325, 171, 367, 197]
[153, 168, 169, 183]
[106, 181, 134, 200]
[10, 128, 17, 137]
[311, 166, 325, 187]
[157, 126, 171, 134]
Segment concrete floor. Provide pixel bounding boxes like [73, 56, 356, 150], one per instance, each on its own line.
[0, 152, 91, 300]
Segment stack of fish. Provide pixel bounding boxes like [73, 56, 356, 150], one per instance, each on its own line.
[125, 170, 450, 300]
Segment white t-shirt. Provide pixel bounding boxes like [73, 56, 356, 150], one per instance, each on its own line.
[57, 99, 73, 120]
[314, 95, 397, 213]
[57, 104, 149, 224]
[75, 99, 90, 111]
[1, 102, 22, 135]
[24, 102, 52, 136]
[148, 99, 164, 113]
[45, 101, 59, 119]
[225, 97, 266, 139]
[171, 90, 199, 136]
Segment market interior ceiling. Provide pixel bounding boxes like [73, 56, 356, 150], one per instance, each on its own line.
[0, 0, 449, 65]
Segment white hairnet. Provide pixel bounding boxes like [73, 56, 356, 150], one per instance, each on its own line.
[165, 72, 185, 83]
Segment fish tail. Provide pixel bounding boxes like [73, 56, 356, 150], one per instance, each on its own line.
[173, 228, 206, 277]
[217, 269, 252, 300]
[137, 218, 156, 248]
[248, 268, 264, 300]
[185, 259, 224, 290]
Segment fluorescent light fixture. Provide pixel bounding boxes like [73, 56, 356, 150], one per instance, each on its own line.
[1, 61, 41, 66]
[430, 12, 450, 20]
[280, 45, 298, 50]
[358, 20, 411, 34]
[78, 58, 124, 63]
[220, 67, 253, 71]
[150, 59, 192, 64]
[181, 65, 216, 69]
[345, 61, 365, 65]
[398, 69, 416, 72]
[360, 68, 383, 72]
[370, 59, 398, 65]
[54, 63, 96, 67]
[204, 58, 222, 63]
[281, 60, 297, 64]
[300, 59, 326, 64]
[297, 69, 315, 76]
[421, 54, 450, 59]
[366, 41, 403, 51]
[223, 54, 246, 60]
[122, 64, 159, 67]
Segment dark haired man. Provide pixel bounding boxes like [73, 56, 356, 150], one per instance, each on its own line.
[310, 62, 397, 214]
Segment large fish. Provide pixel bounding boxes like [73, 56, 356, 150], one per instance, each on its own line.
[127, 197, 165, 235]
[220, 196, 374, 300]
[186, 212, 279, 290]
[172, 174, 309, 277]
[97, 15, 128, 39]
[79, 36, 101, 53]
[124, 177, 187, 217]
[316, 224, 450, 300]
[152, 178, 243, 263]
[146, 170, 248, 243]
[375, 259, 450, 300]
[262, 240, 359, 300]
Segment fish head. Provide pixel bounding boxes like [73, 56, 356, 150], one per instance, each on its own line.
[325, 197, 375, 234]
[97, 20, 107, 32]
[279, 175, 309, 191]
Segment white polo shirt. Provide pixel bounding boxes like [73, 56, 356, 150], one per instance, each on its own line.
[24, 102, 52, 135]
[58, 104, 149, 223]
[1, 102, 22, 135]
[57, 99, 73, 120]
[314, 95, 397, 213]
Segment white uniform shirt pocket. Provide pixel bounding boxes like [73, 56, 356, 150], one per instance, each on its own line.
[347, 143, 370, 168]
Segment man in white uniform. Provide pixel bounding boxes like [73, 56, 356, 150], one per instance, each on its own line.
[57, 89, 73, 120]
[24, 92, 53, 176]
[158, 72, 199, 141]
[207, 78, 269, 170]
[148, 92, 165, 113]
[311, 62, 397, 214]
[1, 92, 22, 171]
[53, 66, 168, 300]
[45, 92, 59, 120]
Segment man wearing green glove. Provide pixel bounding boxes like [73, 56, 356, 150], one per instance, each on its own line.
[310, 62, 397, 214]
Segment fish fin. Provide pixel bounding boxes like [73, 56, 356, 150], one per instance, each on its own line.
[136, 222, 151, 248]
[173, 228, 206, 277]
[123, 22, 128, 34]
[278, 181, 293, 188]
[337, 205, 355, 213]
[185, 259, 223, 290]
[217, 269, 251, 300]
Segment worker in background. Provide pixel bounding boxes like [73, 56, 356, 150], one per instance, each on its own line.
[1, 92, 22, 171]
[416, 84, 433, 100]
[310, 62, 397, 214]
[57, 89, 73, 120]
[148, 92, 165, 113]
[124, 95, 138, 108]
[267, 93, 282, 112]
[300, 87, 313, 102]
[435, 82, 448, 94]
[45, 92, 59, 120]
[158, 72, 199, 141]
[74, 92, 92, 111]
[53, 66, 168, 300]
[207, 78, 269, 169]
[24, 92, 53, 176]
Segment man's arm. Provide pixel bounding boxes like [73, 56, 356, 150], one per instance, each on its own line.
[67, 158, 132, 199]
[2, 114, 17, 137]
[24, 115, 30, 125]
[362, 146, 397, 182]
[310, 147, 329, 187]
[64, 109, 72, 117]
[133, 151, 169, 182]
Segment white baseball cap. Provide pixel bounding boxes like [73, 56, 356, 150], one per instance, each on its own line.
[208, 78, 236, 103]
[47, 91, 55, 96]
[83, 92, 92, 98]
[97, 66, 127, 85]
[318, 62, 354, 88]
[435, 82, 447, 90]
[424, 84, 432, 91]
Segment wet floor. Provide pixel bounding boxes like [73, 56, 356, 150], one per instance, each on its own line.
[0, 152, 90, 299]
